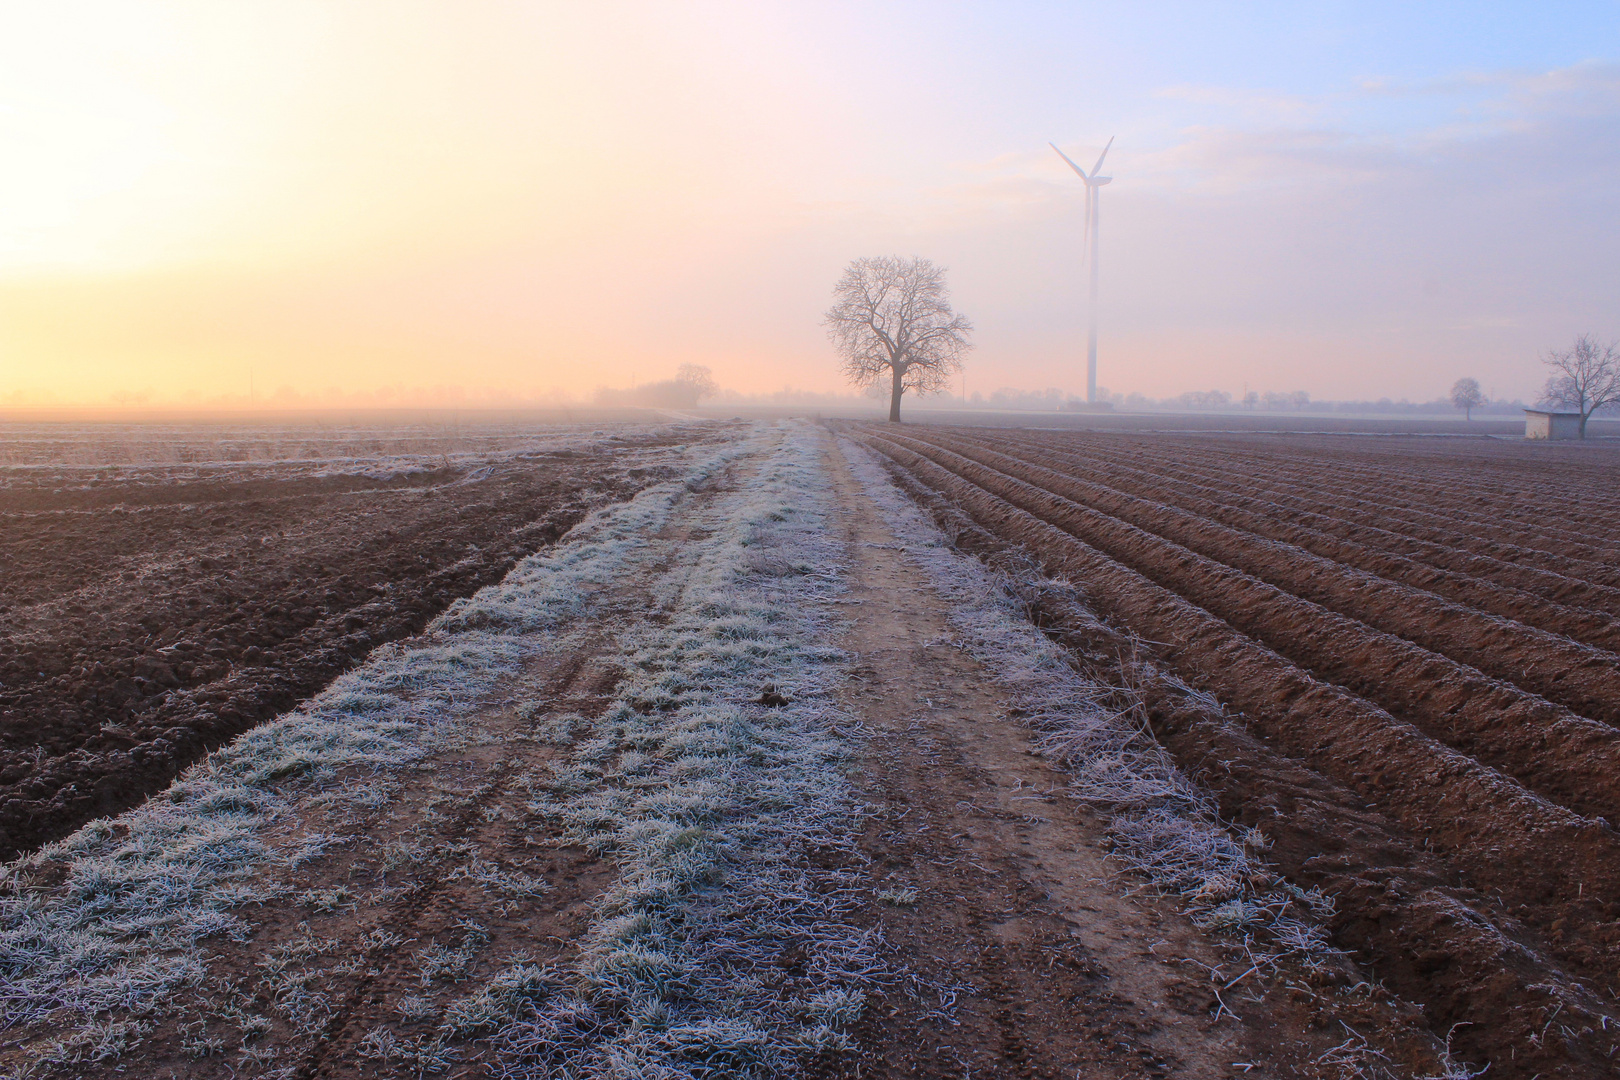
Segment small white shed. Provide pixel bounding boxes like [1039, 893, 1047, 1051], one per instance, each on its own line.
[1524, 409, 1582, 440]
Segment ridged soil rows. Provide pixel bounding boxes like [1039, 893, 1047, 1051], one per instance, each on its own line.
[1091, 437, 1620, 575]
[871, 444, 1615, 1079]
[898, 430, 1620, 733]
[855, 429, 1620, 1078]
[966, 429, 1620, 627]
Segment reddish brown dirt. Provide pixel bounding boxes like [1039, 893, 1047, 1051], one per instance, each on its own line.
[13, 434, 1443, 1080]
[0, 424, 727, 858]
[914, 431, 1620, 729]
[880, 430, 1620, 825]
[960, 429, 1620, 638]
[850, 422, 1620, 1078]
[1039, 433, 1620, 590]
[816, 444, 1437, 1080]
[25, 628, 633, 1080]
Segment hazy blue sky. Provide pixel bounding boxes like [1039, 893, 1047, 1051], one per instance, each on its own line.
[2, 2, 1617, 405]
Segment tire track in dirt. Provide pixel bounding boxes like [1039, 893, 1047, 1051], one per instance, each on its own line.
[818, 443, 1434, 1079]
[288, 640, 624, 1080]
[285, 475, 735, 1079]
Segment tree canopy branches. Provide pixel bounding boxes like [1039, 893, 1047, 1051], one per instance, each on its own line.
[1542, 335, 1620, 437]
[1450, 377, 1485, 420]
[824, 256, 972, 422]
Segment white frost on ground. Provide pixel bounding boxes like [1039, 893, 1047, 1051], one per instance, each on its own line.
[837, 436, 1340, 959]
[0, 422, 881, 1079]
[452, 421, 880, 1078]
[0, 430, 758, 1053]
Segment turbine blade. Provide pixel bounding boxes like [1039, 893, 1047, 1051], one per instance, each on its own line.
[1083, 185, 1093, 251]
[1049, 141, 1089, 179]
[1090, 135, 1115, 176]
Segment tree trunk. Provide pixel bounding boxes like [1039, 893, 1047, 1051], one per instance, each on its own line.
[888, 365, 904, 423]
[1580, 411, 1590, 438]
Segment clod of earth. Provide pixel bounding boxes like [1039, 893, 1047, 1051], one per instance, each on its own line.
[755, 685, 792, 707]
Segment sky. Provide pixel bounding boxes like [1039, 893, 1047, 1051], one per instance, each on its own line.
[2, 1, 1618, 407]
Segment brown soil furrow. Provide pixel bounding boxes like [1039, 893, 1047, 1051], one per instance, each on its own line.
[975, 430, 1620, 623]
[886, 432, 1620, 802]
[1142, 450, 1620, 600]
[871, 447, 1613, 1078]
[1081, 433, 1620, 534]
[1053, 435, 1620, 573]
[857, 431, 1620, 969]
[918, 431, 1620, 727]
[1247, 447, 1620, 529]
[1015, 431, 1620, 566]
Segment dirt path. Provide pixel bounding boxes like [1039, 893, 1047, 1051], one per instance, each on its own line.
[5, 424, 1455, 1079]
[821, 440, 1382, 1080]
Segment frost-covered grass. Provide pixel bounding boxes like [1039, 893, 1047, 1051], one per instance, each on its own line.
[0, 429, 759, 1066]
[0, 422, 878, 1078]
[838, 436, 1339, 962]
[457, 421, 880, 1078]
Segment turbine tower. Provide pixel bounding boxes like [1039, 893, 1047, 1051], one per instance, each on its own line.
[1051, 137, 1113, 405]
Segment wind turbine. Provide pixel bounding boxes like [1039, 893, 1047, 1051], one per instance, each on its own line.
[1050, 137, 1113, 405]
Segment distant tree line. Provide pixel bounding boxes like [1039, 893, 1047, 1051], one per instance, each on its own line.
[594, 365, 718, 410]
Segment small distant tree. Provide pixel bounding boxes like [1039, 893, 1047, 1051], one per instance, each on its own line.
[824, 256, 973, 423]
[1542, 334, 1620, 438]
[1450, 377, 1486, 420]
[675, 364, 718, 402]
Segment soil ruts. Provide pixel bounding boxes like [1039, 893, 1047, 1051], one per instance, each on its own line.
[1041, 431, 1620, 591]
[954, 428, 1620, 635]
[0, 424, 728, 858]
[906, 430, 1620, 729]
[881, 430, 1620, 825]
[851, 422, 1620, 1079]
[820, 442, 1440, 1079]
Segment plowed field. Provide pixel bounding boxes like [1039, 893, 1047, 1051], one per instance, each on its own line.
[849, 422, 1620, 1078]
[0, 420, 726, 858]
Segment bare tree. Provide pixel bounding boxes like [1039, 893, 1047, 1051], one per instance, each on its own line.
[824, 256, 973, 423]
[1450, 377, 1485, 420]
[676, 363, 718, 402]
[1542, 334, 1620, 438]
